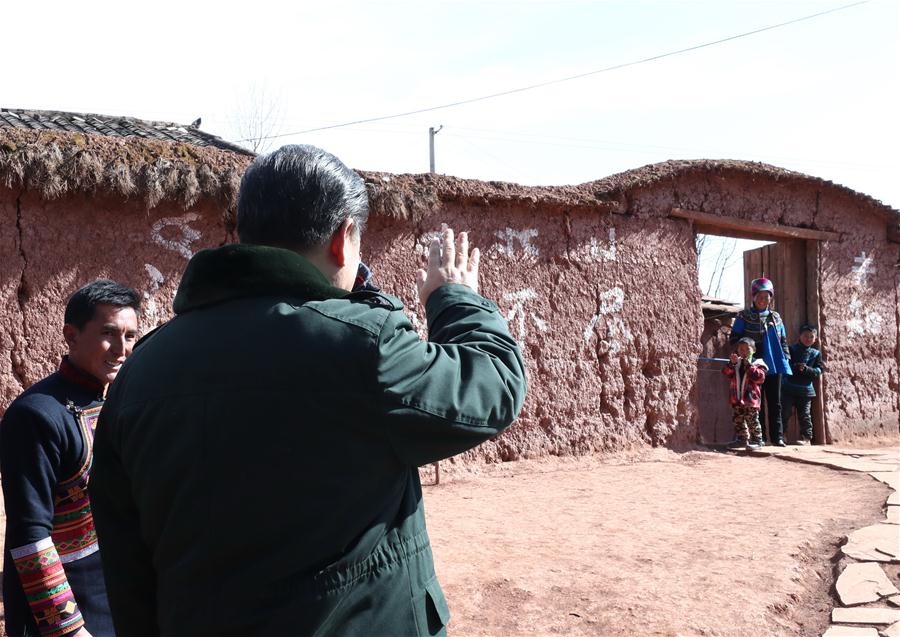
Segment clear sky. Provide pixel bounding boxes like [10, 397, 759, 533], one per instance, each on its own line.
[3, 0, 898, 211]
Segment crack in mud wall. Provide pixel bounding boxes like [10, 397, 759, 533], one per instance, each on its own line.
[0, 189, 27, 407]
[10, 191, 28, 390]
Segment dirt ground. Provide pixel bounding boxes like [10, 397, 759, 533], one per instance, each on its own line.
[0, 447, 892, 637]
[424, 448, 891, 637]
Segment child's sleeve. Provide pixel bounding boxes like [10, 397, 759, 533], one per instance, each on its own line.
[807, 350, 824, 377]
[748, 364, 767, 383]
[722, 363, 735, 378]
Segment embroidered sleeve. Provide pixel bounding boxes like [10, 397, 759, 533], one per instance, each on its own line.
[10, 538, 85, 637]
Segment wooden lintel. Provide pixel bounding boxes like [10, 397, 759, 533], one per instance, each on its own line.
[670, 207, 842, 242]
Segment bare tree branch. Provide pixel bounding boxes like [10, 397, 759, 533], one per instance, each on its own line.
[230, 84, 283, 154]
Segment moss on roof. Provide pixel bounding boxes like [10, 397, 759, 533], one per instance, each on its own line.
[362, 159, 898, 221]
[0, 128, 252, 209]
[1, 124, 896, 227]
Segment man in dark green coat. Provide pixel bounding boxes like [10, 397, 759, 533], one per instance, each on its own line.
[89, 144, 527, 637]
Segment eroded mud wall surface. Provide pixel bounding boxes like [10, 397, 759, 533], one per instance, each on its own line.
[0, 188, 25, 408]
[1, 166, 897, 456]
[817, 191, 900, 440]
[363, 202, 702, 461]
[0, 191, 229, 401]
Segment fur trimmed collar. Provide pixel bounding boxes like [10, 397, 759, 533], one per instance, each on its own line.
[173, 244, 348, 314]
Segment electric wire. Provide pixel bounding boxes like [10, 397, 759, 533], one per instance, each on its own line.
[237, 0, 869, 142]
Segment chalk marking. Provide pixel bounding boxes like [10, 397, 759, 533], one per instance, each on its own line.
[144, 263, 164, 294]
[151, 213, 201, 260]
[407, 284, 429, 341]
[583, 286, 632, 354]
[415, 231, 443, 257]
[494, 228, 539, 258]
[588, 228, 617, 262]
[852, 251, 875, 286]
[503, 288, 548, 343]
[847, 294, 883, 337]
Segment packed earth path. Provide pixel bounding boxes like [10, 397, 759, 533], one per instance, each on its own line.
[424, 444, 900, 637]
[0, 444, 897, 637]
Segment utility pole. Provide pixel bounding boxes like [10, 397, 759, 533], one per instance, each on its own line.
[428, 125, 443, 173]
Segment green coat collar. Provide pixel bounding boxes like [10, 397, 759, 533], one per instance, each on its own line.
[173, 244, 348, 314]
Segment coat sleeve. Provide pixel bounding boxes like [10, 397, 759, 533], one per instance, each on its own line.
[88, 407, 160, 637]
[748, 364, 767, 384]
[729, 316, 745, 345]
[722, 363, 735, 378]
[806, 350, 824, 377]
[777, 319, 790, 356]
[0, 403, 86, 637]
[376, 284, 527, 466]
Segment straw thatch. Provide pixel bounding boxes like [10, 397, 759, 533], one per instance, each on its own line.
[2, 116, 896, 227]
[361, 159, 899, 222]
[0, 128, 253, 210]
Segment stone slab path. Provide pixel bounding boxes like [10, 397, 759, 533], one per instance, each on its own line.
[749, 444, 899, 637]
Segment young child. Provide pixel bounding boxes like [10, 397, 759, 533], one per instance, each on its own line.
[722, 337, 769, 449]
[782, 324, 824, 445]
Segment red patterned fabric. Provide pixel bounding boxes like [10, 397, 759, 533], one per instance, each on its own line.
[10, 538, 85, 637]
[52, 405, 101, 562]
[722, 360, 767, 409]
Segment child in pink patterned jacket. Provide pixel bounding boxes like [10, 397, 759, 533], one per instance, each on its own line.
[722, 337, 769, 450]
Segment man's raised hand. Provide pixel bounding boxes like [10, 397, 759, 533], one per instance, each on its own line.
[416, 225, 480, 307]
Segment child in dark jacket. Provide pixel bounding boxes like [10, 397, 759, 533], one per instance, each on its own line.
[722, 337, 769, 450]
[782, 324, 824, 445]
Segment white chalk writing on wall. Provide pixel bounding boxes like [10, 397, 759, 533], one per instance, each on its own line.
[144, 263, 164, 293]
[503, 288, 547, 343]
[587, 228, 616, 262]
[494, 228, 539, 258]
[151, 213, 202, 260]
[852, 251, 876, 286]
[415, 231, 442, 257]
[142, 263, 166, 327]
[847, 295, 883, 338]
[407, 285, 429, 341]
[583, 286, 632, 354]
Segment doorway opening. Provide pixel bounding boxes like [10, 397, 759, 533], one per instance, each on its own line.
[695, 233, 822, 446]
[696, 233, 773, 445]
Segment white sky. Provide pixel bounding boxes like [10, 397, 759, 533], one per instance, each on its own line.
[696, 236, 773, 303]
[3, 1, 898, 208]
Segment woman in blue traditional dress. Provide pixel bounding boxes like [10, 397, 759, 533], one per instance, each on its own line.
[729, 277, 792, 446]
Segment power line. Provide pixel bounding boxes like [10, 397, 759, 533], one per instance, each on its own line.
[238, 0, 869, 143]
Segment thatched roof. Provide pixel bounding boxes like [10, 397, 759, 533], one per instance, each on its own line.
[1, 111, 896, 227]
[362, 159, 899, 222]
[0, 109, 253, 209]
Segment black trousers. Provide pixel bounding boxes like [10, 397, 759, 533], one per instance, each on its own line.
[782, 392, 814, 441]
[760, 374, 783, 443]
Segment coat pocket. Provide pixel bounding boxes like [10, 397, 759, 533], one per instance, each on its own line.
[414, 576, 451, 636]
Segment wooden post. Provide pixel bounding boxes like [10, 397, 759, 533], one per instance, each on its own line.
[433, 461, 440, 485]
[806, 239, 828, 444]
[670, 208, 841, 241]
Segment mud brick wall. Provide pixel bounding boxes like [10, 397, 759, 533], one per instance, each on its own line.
[817, 190, 900, 440]
[0, 186, 232, 410]
[2, 160, 898, 460]
[364, 205, 702, 461]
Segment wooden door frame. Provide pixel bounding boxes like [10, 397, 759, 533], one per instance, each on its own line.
[675, 208, 831, 444]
